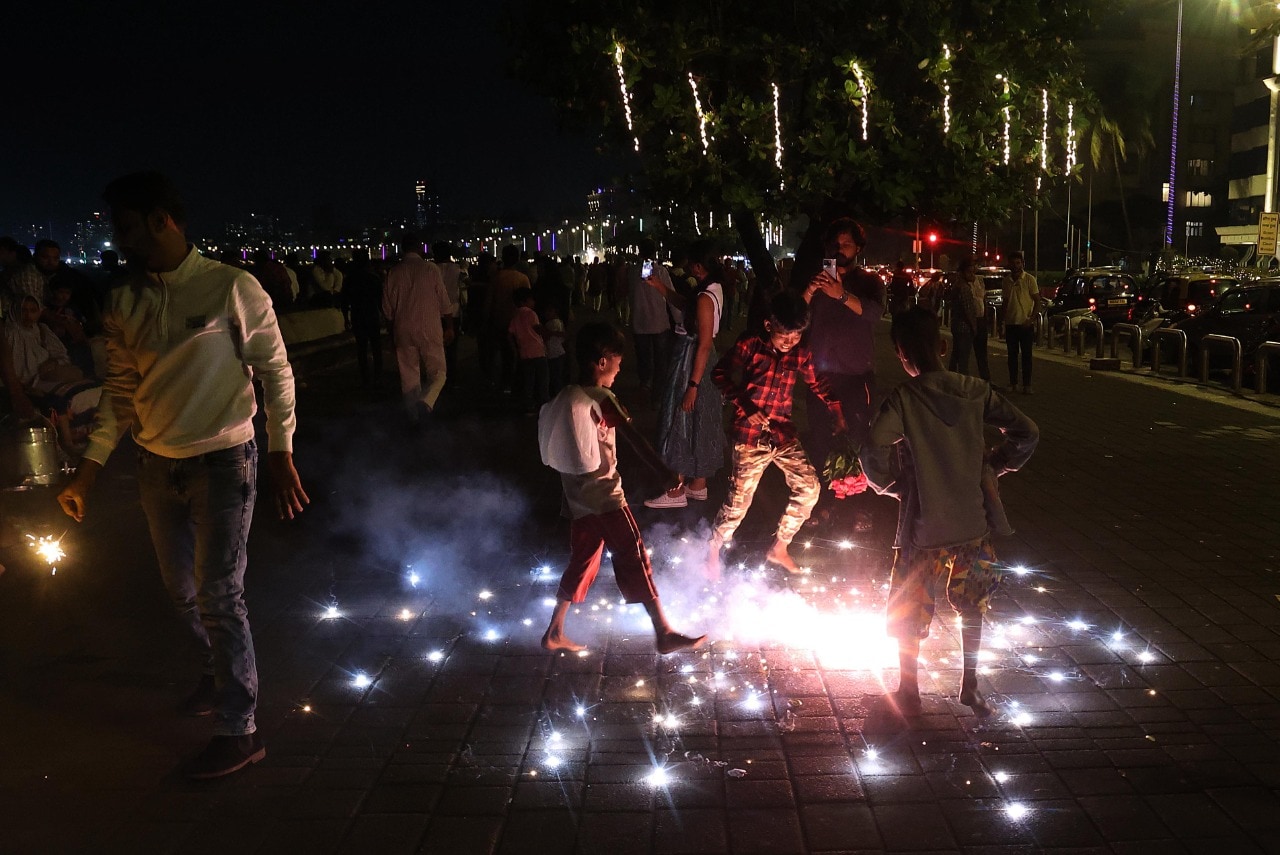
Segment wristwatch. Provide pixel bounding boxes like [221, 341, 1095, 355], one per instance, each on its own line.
[839, 291, 851, 304]
[687, 380, 699, 389]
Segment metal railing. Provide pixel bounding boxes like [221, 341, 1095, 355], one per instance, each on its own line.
[1032, 310, 1048, 347]
[1075, 317, 1105, 358]
[1199, 334, 1243, 393]
[1256, 341, 1280, 394]
[1110, 323, 1145, 369]
[1149, 328, 1188, 378]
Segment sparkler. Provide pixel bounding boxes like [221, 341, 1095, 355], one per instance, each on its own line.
[27, 533, 66, 575]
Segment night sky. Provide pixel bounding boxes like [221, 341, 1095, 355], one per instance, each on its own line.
[5, 1, 612, 237]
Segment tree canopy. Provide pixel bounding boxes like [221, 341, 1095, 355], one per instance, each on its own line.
[507, 0, 1105, 269]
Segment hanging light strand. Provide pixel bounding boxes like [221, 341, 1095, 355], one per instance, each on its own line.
[849, 61, 870, 141]
[613, 43, 640, 153]
[1039, 88, 1049, 190]
[1066, 101, 1077, 173]
[999, 74, 1011, 166]
[942, 45, 952, 135]
[772, 81, 785, 189]
[689, 73, 712, 155]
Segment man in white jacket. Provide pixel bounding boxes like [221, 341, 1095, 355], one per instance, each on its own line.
[58, 172, 309, 779]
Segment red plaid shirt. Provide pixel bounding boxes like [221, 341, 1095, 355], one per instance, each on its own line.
[712, 334, 844, 447]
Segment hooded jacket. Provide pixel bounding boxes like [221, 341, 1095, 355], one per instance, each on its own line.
[860, 371, 1037, 550]
[84, 247, 295, 464]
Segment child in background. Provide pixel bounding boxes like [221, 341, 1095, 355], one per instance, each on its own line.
[858, 307, 1038, 718]
[537, 322, 707, 655]
[508, 287, 548, 413]
[708, 292, 846, 577]
[542, 304, 567, 395]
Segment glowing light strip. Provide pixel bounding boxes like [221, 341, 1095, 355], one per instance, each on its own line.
[849, 61, 870, 141]
[772, 81, 785, 189]
[1166, 0, 1183, 245]
[1038, 88, 1049, 191]
[613, 43, 640, 153]
[942, 45, 951, 135]
[1066, 101, 1076, 172]
[999, 74, 1011, 166]
[689, 73, 711, 155]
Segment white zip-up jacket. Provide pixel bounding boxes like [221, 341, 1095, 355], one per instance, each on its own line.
[84, 247, 296, 464]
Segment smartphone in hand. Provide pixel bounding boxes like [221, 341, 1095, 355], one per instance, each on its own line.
[641, 259, 654, 278]
[822, 258, 839, 279]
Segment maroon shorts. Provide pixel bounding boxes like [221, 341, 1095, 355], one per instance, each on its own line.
[558, 505, 659, 604]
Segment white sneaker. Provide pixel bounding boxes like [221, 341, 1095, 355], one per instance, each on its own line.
[644, 491, 688, 509]
[685, 486, 709, 501]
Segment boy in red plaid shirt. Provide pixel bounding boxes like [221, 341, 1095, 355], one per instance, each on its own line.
[709, 292, 847, 576]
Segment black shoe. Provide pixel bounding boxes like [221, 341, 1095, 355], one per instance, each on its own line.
[184, 733, 266, 780]
[178, 674, 216, 717]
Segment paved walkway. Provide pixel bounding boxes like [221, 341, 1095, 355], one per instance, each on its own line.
[2, 312, 1279, 854]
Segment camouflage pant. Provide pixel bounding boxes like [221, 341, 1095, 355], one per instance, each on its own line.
[886, 536, 1002, 640]
[713, 440, 821, 545]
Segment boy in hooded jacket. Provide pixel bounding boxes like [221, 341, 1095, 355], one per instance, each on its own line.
[859, 308, 1038, 717]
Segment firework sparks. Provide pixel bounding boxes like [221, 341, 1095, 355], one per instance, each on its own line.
[28, 533, 66, 575]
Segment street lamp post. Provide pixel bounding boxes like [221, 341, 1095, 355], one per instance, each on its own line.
[1165, 0, 1184, 247]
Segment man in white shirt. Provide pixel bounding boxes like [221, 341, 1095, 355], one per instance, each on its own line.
[1001, 251, 1042, 394]
[310, 251, 343, 307]
[57, 172, 309, 780]
[382, 233, 454, 422]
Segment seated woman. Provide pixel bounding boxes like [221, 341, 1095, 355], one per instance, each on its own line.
[5, 295, 101, 453]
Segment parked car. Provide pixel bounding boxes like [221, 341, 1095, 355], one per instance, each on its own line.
[1047, 268, 1139, 327]
[1136, 271, 1237, 326]
[977, 266, 1010, 311]
[1173, 279, 1280, 385]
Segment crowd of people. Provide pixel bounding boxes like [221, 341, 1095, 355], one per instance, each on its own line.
[1, 181, 1046, 782]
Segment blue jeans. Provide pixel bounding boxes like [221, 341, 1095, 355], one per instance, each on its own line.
[138, 440, 259, 736]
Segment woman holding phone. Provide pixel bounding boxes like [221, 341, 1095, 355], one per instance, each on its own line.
[642, 240, 725, 509]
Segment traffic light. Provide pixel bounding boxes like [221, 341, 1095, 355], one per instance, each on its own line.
[927, 232, 939, 245]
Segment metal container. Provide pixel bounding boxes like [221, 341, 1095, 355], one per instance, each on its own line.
[2, 424, 64, 487]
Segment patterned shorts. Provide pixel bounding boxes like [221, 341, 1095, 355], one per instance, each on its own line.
[886, 536, 1002, 640]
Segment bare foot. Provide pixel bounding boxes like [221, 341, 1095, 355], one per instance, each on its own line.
[541, 630, 586, 653]
[958, 687, 995, 718]
[655, 631, 707, 655]
[886, 689, 923, 717]
[764, 544, 801, 574]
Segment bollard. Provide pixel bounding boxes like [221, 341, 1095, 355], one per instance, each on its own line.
[1049, 314, 1072, 353]
[1256, 341, 1280, 394]
[1149, 328, 1188, 378]
[1198, 334, 1243, 394]
[1032, 310, 1048, 347]
[1110, 323, 1145, 369]
[1076, 316, 1105, 358]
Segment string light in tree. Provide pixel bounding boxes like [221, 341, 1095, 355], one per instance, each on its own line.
[772, 81, 785, 189]
[997, 74, 1011, 166]
[942, 44, 952, 135]
[613, 43, 640, 153]
[1039, 88, 1049, 191]
[689, 73, 712, 155]
[848, 61, 870, 141]
[1066, 101, 1077, 173]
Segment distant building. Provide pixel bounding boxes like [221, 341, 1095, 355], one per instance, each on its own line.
[414, 179, 441, 232]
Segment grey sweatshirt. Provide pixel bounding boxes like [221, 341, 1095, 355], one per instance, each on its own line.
[860, 370, 1038, 550]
